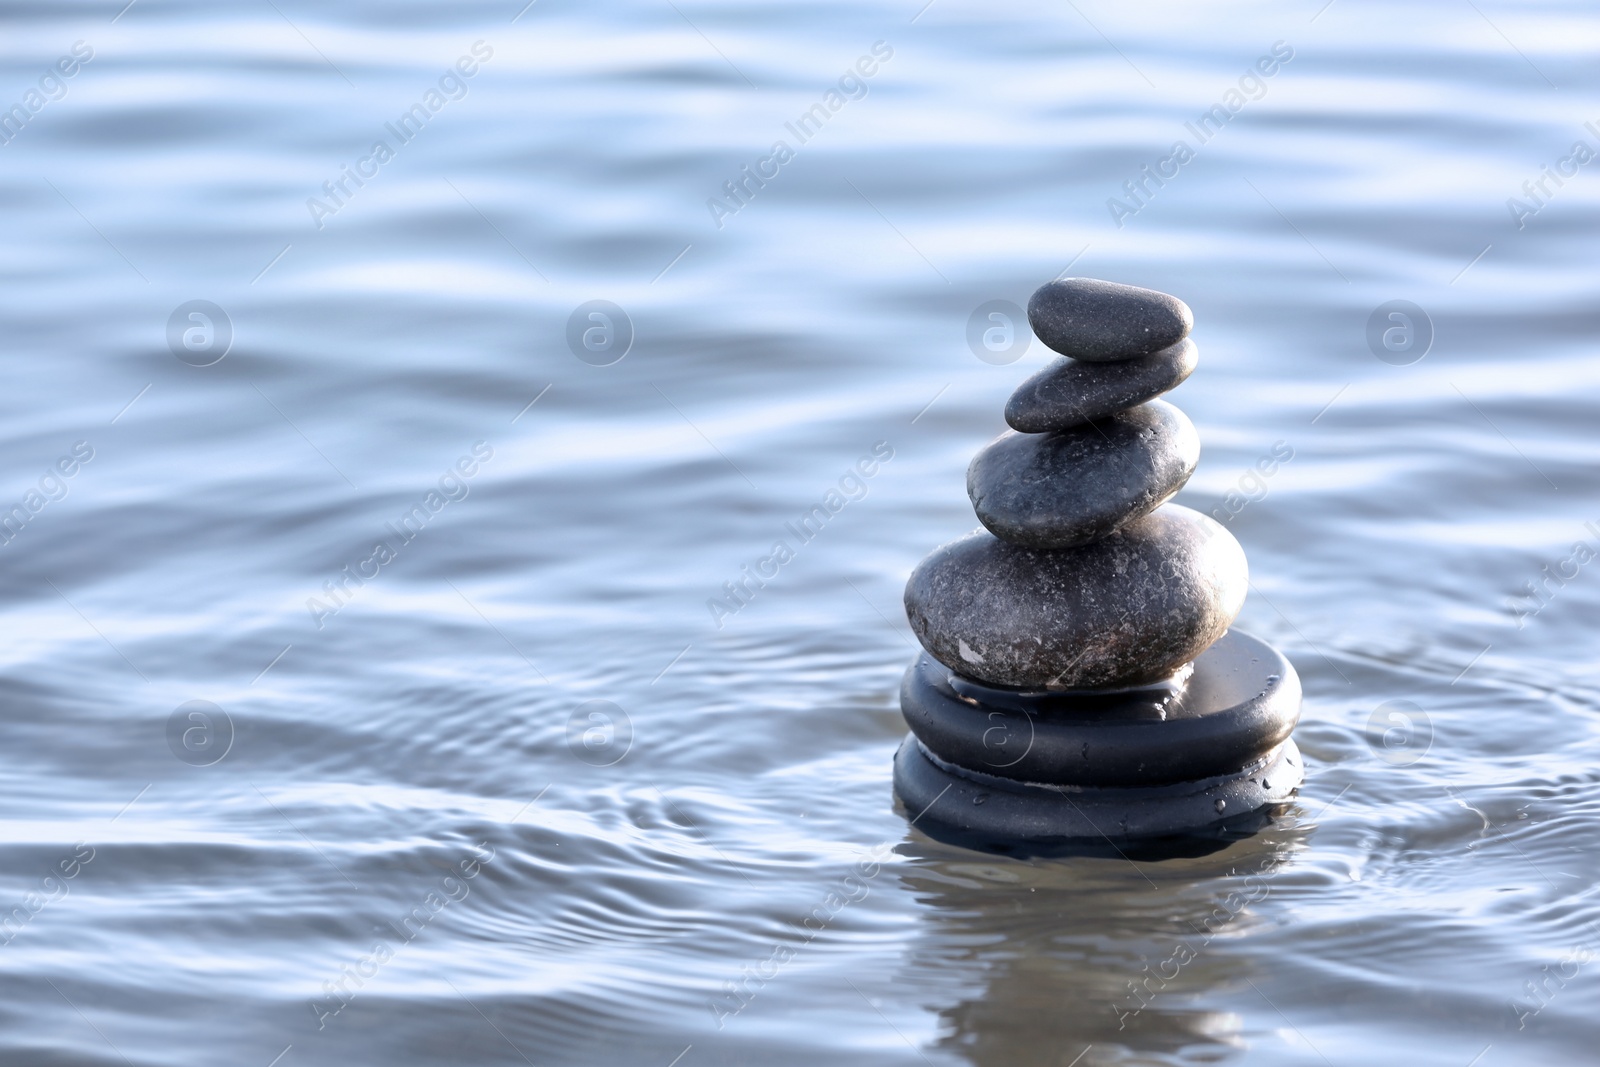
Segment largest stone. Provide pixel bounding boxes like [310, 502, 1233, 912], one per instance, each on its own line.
[903, 505, 1247, 689]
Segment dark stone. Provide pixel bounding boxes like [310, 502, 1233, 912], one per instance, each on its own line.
[893, 734, 1302, 850]
[1005, 339, 1197, 433]
[967, 400, 1198, 549]
[1027, 278, 1193, 362]
[899, 630, 1301, 787]
[902, 505, 1247, 689]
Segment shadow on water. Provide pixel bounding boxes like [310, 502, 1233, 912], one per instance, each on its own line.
[892, 811, 1310, 1066]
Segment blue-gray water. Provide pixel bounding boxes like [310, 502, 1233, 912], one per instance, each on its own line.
[3, 1, 1598, 1064]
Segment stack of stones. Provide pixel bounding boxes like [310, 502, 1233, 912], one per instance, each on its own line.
[894, 278, 1303, 846]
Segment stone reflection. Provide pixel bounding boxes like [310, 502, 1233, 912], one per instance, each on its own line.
[892, 825, 1302, 1066]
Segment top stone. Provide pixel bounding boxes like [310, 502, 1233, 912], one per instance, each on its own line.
[1027, 278, 1193, 362]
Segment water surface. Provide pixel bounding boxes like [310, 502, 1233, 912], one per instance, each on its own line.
[1, 1, 1598, 1064]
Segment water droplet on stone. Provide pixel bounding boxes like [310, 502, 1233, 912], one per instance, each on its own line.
[1214, 799, 1226, 813]
[973, 794, 987, 805]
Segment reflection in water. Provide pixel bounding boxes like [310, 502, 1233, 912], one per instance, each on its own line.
[895, 823, 1306, 1066]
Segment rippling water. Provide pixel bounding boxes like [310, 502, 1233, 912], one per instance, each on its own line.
[3, 0, 1599, 1063]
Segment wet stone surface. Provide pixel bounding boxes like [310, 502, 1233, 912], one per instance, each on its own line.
[897, 631, 1302, 787]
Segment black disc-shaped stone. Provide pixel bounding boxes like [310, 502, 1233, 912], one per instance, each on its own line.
[1027, 278, 1193, 362]
[967, 400, 1199, 549]
[903, 505, 1247, 689]
[893, 734, 1303, 847]
[1005, 339, 1197, 434]
[899, 630, 1301, 787]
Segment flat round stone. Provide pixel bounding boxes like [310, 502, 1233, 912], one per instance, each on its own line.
[967, 399, 1199, 549]
[1027, 278, 1193, 362]
[1005, 339, 1197, 433]
[893, 735, 1302, 850]
[903, 505, 1248, 689]
[898, 630, 1301, 787]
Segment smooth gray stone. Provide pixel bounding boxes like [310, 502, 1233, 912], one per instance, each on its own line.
[1006, 339, 1197, 433]
[902, 505, 1247, 689]
[1027, 278, 1193, 362]
[967, 400, 1199, 549]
